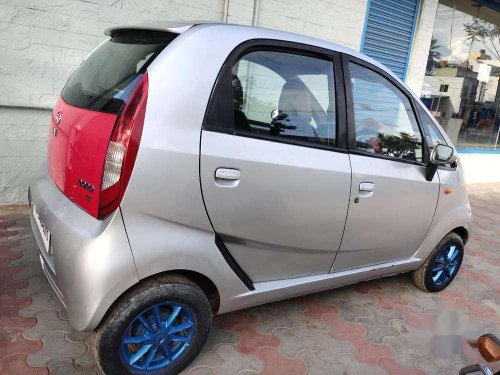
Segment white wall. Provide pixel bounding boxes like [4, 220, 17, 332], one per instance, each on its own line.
[460, 154, 500, 184]
[0, 0, 226, 204]
[257, 0, 367, 50]
[0, 107, 49, 202]
[1, 0, 473, 205]
[0, 0, 226, 109]
[406, 0, 439, 96]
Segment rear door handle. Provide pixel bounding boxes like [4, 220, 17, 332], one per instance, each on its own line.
[215, 168, 240, 187]
[359, 182, 375, 197]
[215, 168, 240, 180]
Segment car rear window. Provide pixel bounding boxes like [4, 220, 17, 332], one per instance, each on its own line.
[61, 31, 177, 114]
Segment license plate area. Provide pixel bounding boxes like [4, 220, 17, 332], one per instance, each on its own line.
[33, 205, 51, 254]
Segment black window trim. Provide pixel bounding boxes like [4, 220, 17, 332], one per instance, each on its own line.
[412, 98, 448, 148]
[203, 38, 348, 153]
[413, 99, 457, 171]
[341, 53, 430, 167]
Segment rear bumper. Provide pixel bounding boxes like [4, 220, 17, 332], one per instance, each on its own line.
[29, 168, 139, 331]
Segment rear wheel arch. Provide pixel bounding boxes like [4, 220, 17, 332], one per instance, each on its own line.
[98, 270, 220, 330]
[165, 270, 220, 314]
[451, 226, 469, 245]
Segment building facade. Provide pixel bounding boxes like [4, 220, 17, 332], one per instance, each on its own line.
[421, 0, 500, 151]
[0, 0, 499, 203]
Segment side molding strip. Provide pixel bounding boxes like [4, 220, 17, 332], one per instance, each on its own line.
[215, 234, 255, 290]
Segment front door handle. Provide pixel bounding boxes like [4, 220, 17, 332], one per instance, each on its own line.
[215, 168, 240, 180]
[359, 182, 375, 197]
[215, 168, 240, 187]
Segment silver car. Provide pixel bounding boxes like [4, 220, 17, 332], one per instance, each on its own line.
[29, 22, 471, 374]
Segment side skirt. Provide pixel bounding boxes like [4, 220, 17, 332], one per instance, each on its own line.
[218, 257, 421, 314]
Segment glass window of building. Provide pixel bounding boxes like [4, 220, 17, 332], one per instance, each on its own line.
[421, 0, 500, 151]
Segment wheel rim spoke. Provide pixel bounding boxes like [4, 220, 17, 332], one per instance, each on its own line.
[123, 333, 151, 344]
[160, 343, 173, 361]
[169, 334, 191, 342]
[433, 270, 444, 282]
[169, 320, 193, 334]
[144, 346, 158, 369]
[152, 305, 162, 331]
[432, 265, 445, 272]
[447, 246, 456, 260]
[138, 315, 154, 333]
[129, 344, 152, 365]
[165, 306, 182, 328]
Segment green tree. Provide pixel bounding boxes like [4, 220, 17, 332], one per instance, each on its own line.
[429, 38, 442, 60]
[426, 38, 442, 73]
[463, 19, 500, 60]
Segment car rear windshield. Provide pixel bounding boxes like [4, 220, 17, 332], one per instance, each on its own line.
[61, 31, 177, 114]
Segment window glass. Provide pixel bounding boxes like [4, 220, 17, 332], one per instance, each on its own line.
[349, 62, 423, 162]
[421, 1, 500, 150]
[232, 51, 335, 146]
[417, 105, 447, 148]
[62, 31, 175, 114]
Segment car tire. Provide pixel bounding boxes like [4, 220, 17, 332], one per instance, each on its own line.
[93, 275, 212, 375]
[412, 232, 464, 292]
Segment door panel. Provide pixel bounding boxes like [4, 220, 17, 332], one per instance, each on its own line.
[333, 57, 440, 272]
[200, 131, 351, 282]
[332, 155, 439, 272]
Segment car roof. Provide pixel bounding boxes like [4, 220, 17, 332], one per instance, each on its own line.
[105, 21, 361, 59]
[104, 21, 411, 97]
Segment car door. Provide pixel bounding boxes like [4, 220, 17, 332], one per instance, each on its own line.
[200, 41, 351, 283]
[332, 56, 440, 272]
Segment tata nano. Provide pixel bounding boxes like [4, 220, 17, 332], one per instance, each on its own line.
[29, 22, 471, 374]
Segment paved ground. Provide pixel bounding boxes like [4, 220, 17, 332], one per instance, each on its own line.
[0, 184, 499, 375]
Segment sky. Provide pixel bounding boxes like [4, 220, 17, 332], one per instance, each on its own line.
[432, 3, 499, 64]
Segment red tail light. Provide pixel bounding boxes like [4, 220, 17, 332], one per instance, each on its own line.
[98, 73, 149, 219]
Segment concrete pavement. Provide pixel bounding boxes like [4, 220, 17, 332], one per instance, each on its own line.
[0, 183, 499, 374]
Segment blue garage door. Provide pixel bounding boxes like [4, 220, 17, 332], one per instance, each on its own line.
[361, 0, 420, 80]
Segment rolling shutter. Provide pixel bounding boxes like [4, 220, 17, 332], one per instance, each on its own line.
[361, 0, 420, 80]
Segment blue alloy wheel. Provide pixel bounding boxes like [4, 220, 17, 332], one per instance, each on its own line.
[431, 245, 461, 287]
[120, 302, 195, 373]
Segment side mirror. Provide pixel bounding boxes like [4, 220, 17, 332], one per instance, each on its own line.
[425, 144, 456, 181]
[430, 144, 455, 165]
